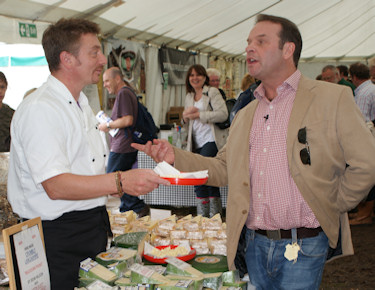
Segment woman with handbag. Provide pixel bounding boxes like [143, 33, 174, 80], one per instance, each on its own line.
[182, 64, 228, 217]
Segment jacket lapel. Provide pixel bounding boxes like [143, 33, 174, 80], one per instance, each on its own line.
[287, 75, 316, 167]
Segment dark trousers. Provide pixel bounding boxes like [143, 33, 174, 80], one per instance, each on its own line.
[106, 151, 146, 213]
[194, 142, 220, 198]
[42, 206, 110, 290]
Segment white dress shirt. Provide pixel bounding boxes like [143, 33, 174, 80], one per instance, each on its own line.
[8, 75, 107, 220]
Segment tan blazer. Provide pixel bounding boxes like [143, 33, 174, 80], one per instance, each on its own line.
[174, 75, 375, 270]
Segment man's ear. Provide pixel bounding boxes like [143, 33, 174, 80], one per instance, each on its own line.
[60, 51, 73, 68]
[283, 42, 295, 60]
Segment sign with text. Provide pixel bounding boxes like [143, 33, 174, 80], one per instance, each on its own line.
[14, 225, 50, 289]
[2, 217, 50, 290]
[19, 22, 37, 38]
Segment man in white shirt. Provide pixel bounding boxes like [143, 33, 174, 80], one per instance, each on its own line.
[8, 18, 168, 289]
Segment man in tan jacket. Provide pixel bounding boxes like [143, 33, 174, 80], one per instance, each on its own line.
[134, 14, 375, 289]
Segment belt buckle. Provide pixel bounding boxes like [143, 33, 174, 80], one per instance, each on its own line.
[266, 230, 281, 240]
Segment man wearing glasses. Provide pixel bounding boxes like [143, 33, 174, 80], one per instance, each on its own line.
[134, 14, 375, 289]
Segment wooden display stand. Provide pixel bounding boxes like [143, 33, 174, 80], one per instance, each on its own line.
[166, 106, 184, 125]
[2, 217, 49, 290]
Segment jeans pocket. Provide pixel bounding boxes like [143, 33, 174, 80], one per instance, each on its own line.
[299, 232, 329, 258]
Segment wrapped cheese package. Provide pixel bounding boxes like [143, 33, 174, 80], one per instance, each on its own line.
[165, 257, 203, 278]
[130, 263, 171, 284]
[79, 258, 117, 285]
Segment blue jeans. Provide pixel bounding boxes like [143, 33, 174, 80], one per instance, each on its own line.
[107, 151, 146, 213]
[245, 228, 329, 290]
[194, 142, 220, 198]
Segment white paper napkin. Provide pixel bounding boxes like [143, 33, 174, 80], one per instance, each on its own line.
[154, 161, 208, 179]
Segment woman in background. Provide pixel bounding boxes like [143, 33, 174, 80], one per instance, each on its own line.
[182, 64, 228, 217]
[0, 72, 14, 152]
[236, 73, 256, 99]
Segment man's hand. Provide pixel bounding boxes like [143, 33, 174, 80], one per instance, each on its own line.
[118, 169, 170, 197]
[98, 122, 110, 132]
[132, 139, 175, 164]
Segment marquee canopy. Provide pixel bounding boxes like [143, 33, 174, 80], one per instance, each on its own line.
[0, 0, 374, 62]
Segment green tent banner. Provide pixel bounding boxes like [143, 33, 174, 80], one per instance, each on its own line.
[0, 56, 9, 67]
[10, 56, 47, 66]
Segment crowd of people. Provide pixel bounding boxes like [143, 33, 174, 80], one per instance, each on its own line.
[1, 13, 375, 290]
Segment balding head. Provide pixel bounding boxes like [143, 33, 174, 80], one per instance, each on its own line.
[103, 66, 125, 95]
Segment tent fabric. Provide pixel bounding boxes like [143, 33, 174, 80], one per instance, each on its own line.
[0, 0, 374, 62]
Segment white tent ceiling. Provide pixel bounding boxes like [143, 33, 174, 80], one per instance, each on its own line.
[0, 0, 374, 62]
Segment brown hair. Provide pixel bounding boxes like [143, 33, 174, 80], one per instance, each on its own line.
[185, 64, 210, 94]
[349, 62, 370, 80]
[42, 18, 101, 72]
[0, 71, 7, 86]
[240, 74, 255, 91]
[256, 14, 302, 67]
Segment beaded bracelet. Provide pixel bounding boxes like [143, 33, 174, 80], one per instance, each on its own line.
[115, 171, 123, 196]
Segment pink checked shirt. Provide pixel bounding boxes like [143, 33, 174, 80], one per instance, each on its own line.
[246, 70, 320, 230]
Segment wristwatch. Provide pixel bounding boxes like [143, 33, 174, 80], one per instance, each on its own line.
[106, 122, 111, 129]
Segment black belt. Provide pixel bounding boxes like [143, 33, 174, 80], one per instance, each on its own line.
[255, 227, 323, 240]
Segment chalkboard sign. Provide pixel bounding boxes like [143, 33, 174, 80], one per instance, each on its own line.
[2, 217, 50, 289]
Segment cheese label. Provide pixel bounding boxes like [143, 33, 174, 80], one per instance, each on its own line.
[175, 280, 193, 287]
[194, 256, 220, 264]
[146, 265, 167, 275]
[80, 257, 98, 272]
[166, 257, 189, 269]
[130, 263, 155, 278]
[86, 279, 113, 289]
[98, 247, 136, 261]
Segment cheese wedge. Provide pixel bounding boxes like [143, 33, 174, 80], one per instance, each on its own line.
[113, 210, 137, 225]
[202, 272, 223, 290]
[96, 247, 137, 266]
[156, 279, 195, 290]
[79, 258, 117, 285]
[221, 270, 240, 284]
[130, 263, 171, 284]
[221, 281, 247, 290]
[177, 214, 192, 223]
[115, 277, 154, 289]
[165, 257, 204, 278]
[165, 275, 204, 290]
[86, 279, 114, 289]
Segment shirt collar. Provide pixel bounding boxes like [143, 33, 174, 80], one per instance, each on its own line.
[354, 79, 372, 95]
[48, 75, 88, 107]
[254, 69, 301, 101]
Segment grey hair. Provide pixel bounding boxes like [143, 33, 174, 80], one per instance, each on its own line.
[206, 68, 221, 78]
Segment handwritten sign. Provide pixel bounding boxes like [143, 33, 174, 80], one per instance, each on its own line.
[2, 217, 50, 290]
[13, 225, 49, 289]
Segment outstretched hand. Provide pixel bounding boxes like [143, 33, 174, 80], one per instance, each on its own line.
[132, 139, 175, 164]
[117, 169, 170, 197]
